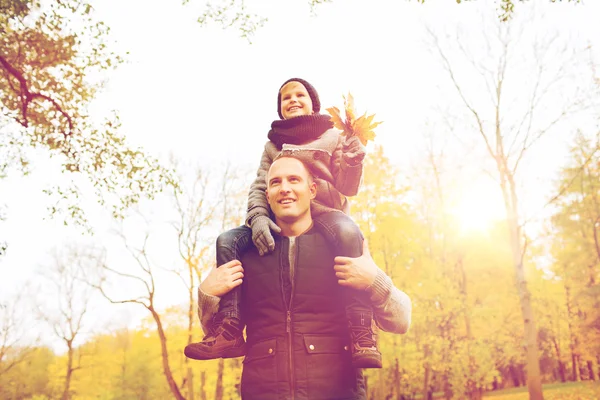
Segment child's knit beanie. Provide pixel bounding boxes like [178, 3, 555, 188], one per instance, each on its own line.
[277, 78, 321, 119]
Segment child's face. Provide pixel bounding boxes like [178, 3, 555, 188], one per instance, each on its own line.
[280, 81, 314, 119]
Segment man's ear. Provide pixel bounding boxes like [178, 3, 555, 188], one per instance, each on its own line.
[265, 188, 270, 202]
[309, 181, 317, 199]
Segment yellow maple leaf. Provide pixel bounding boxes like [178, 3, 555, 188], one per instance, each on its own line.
[326, 106, 345, 131]
[344, 93, 356, 124]
[327, 92, 382, 146]
[353, 112, 382, 146]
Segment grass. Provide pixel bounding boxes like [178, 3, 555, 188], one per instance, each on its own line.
[483, 381, 600, 400]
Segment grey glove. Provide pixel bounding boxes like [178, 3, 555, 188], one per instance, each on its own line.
[250, 215, 282, 256]
[342, 135, 366, 166]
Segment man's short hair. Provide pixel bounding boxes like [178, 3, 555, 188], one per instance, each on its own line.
[267, 155, 315, 185]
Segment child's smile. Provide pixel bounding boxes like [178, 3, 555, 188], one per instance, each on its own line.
[280, 81, 314, 119]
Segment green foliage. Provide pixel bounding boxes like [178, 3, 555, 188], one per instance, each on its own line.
[548, 131, 600, 378]
[0, 0, 177, 228]
[182, 0, 267, 43]
[185, 0, 584, 41]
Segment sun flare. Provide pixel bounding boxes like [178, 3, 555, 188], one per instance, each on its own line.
[451, 185, 506, 234]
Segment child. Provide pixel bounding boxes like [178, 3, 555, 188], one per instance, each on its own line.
[185, 78, 381, 368]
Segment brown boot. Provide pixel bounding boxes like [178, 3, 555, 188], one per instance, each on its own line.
[348, 313, 382, 368]
[184, 318, 246, 360]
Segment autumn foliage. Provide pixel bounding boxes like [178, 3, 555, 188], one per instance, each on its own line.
[327, 93, 382, 146]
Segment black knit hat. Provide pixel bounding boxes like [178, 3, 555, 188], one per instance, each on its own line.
[277, 78, 321, 119]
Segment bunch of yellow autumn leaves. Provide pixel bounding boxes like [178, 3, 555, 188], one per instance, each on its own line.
[326, 93, 382, 146]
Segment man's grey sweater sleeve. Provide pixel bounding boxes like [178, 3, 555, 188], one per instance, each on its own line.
[197, 287, 220, 336]
[367, 269, 412, 334]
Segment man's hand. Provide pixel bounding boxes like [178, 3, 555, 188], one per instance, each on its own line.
[334, 239, 378, 290]
[200, 260, 244, 297]
[251, 215, 282, 256]
[342, 135, 366, 166]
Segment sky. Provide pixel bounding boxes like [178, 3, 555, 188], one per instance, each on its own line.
[1, 0, 600, 351]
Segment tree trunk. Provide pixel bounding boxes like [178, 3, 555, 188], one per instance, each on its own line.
[199, 371, 207, 400]
[551, 336, 566, 382]
[509, 364, 521, 387]
[150, 307, 185, 400]
[443, 373, 452, 400]
[61, 343, 73, 400]
[587, 360, 595, 381]
[564, 284, 579, 382]
[502, 172, 543, 400]
[558, 361, 567, 383]
[215, 358, 224, 400]
[578, 358, 587, 380]
[377, 368, 385, 400]
[187, 367, 194, 400]
[519, 365, 527, 388]
[186, 264, 195, 400]
[573, 356, 581, 381]
[422, 344, 431, 400]
[457, 255, 480, 399]
[394, 357, 400, 398]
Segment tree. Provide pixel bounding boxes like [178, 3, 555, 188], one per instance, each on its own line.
[89, 221, 187, 400]
[549, 131, 600, 381]
[1, 0, 174, 229]
[168, 161, 247, 400]
[36, 246, 95, 400]
[0, 292, 37, 376]
[170, 166, 215, 400]
[349, 147, 426, 398]
[426, 5, 597, 399]
[184, 0, 583, 42]
[0, 346, 55, 400]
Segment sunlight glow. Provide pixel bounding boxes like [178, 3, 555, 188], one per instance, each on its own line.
[451, 185, 506, 234]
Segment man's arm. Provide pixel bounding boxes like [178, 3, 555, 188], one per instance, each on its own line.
[196, 261, 245, 335]
[334, 240, 412, 334]
[365, 269, 412, 334]
[198, 288, 220, 336]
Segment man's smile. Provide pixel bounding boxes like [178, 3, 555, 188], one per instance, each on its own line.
[278, 197, 296, 205]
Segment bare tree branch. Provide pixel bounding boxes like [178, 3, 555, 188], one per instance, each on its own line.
[0, 52, 73, 134]
[427, 26, 496, 160]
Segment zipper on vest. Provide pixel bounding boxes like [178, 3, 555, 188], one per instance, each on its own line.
[287, 237, 298, 400]
[287, 310, 294, 399]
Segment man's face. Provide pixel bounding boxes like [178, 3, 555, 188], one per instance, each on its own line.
[279, 81, 314, 119]
[266, 157, 316, 223]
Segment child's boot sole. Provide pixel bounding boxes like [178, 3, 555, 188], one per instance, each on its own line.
[352, 352, 383, 369]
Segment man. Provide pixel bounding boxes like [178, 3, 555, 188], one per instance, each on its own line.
[186, 156, 412, 399]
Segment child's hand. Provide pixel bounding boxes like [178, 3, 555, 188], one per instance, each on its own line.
[250, 215, 282, 256]
[342, 135, 366, 166]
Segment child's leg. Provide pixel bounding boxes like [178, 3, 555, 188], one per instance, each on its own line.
[215, 225, 252, 323]
[184, 226, 251, 361]
[314, 211, 382, 369]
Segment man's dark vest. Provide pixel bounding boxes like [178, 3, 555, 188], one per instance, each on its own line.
[240, 227, 366, 400]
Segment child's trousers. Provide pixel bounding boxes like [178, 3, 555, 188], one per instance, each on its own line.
[215, 211, 371, 323]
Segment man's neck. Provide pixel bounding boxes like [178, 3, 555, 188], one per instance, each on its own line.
[276, 216, 313, 237]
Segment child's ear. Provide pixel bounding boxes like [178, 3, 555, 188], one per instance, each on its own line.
[310, 182, 317, 199]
